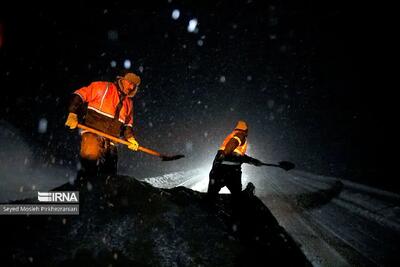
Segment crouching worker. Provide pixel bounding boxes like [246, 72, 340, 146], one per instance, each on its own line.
[207, 120, 263, 214]
[65, 71, 141, 188]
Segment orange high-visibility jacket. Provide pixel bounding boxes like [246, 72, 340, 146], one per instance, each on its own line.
[219, 130, 248, 156]
[71, 81, 134, 137]
[75, 81, 133, 126]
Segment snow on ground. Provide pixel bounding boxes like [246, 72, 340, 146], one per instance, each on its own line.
[144, 167, 400, 266]
[2, 118, 398, 265]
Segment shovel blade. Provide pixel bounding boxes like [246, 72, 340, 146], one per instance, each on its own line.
[278, 161, 295, 171]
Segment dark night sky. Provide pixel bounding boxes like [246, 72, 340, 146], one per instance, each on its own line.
[0, 1, 394, 191]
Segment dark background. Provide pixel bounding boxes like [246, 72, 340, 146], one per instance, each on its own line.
[0, 1, 393, 192]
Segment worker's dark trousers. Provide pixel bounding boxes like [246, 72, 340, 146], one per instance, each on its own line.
[75, 132, 118, 188]
[207, 164, 242, 217]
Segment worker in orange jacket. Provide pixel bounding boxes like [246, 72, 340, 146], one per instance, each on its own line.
[207, 120, 263, 209]
[65, 71, 140, 186]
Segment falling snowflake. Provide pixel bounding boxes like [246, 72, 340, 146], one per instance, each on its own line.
[124, 59, 131, 69]
[38, 118, 48, 133]
[187, 19, 198, 33]
[172, 9, 180, 20]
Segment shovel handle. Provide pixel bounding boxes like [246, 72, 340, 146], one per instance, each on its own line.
[77, 124, 162, 157]
[260, 161, 295, 171]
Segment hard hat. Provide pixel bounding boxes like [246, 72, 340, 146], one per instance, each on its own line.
[235, 120, 248, 131]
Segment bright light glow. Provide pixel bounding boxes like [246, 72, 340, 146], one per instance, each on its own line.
[188, 177, 209, 192]
[124, 59, 131, 69]
[189, 164, 240, 194]
[110, 60, 117, 68]
[219, 187, 231, 193]
[139, 158, 250, 195]
[187, 19, 198, 33]
[188, 165, 211, 192]
[172, 9, 180, 20]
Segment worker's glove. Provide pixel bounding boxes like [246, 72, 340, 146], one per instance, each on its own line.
[127, 137, 139, 151]
[65, 113, 78, 129]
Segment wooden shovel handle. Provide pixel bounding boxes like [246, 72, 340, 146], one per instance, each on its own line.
[77, 123, 162, 157]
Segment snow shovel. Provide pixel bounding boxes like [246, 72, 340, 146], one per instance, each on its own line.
[260, 161, 295, 171]
[77, 124, 185, 161]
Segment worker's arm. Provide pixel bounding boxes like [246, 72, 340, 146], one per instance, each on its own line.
[65, 94, 84, 129]
[123, 100, 139, 151]
[123, 99, 135, 139]
[214, 131, 247, 164]
[242, 154, 263, 166]
[65, 82, 98, 129]
[223, 132, 262, 166]
[68, 94, 84, 114]
[223, 131, 246, 155]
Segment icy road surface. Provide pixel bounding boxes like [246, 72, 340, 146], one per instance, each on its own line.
[144, 167, 400, 266]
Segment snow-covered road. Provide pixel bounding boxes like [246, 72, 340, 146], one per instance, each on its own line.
[143, 167, 400, 266]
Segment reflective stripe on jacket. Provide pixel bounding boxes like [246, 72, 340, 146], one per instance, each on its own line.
[72, 81, 134, 137]
[74, 81, 133, 127]
[219, 131, 248, 156]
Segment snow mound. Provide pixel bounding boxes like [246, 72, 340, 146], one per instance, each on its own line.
[1, 175, 310, 266]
